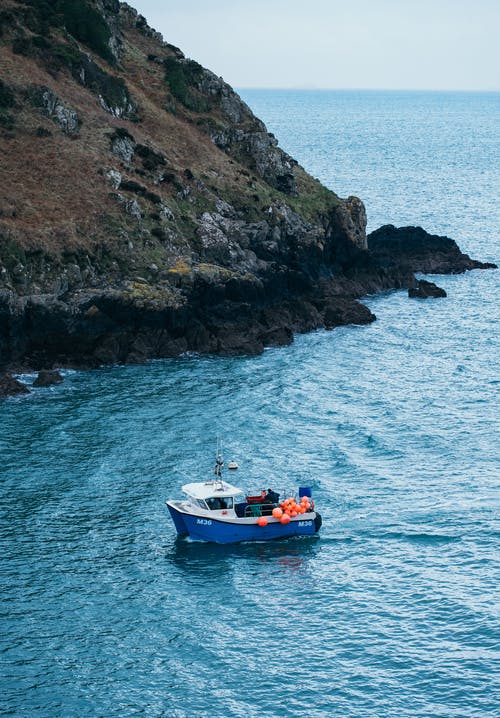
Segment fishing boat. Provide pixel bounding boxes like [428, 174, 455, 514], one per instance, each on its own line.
[165, 450, 322, 544]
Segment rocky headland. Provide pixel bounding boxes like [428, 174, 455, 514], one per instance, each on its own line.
[0, 1, 496, 382]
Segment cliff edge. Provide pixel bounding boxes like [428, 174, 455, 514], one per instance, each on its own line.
[0, 1, 495, 369]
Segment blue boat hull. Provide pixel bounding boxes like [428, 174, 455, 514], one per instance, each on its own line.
[167, 503, 321, 544]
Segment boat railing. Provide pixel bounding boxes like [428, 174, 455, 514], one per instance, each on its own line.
[244, 502, 277, 518]
[240, 487, 303, 518]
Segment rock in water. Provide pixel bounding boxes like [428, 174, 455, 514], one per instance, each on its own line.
[33, 370, 64, 387]
[323, 298, 376, 328]
[368, 225, 497, 274]
[408, 280, 447, 299]
[0, 373, 30, 397]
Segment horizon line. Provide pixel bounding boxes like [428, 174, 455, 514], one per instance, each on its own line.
[235, 86, 500, 93]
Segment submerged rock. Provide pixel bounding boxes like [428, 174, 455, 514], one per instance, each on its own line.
[0, 373, 30, 397]
[33, 369, 64, 387]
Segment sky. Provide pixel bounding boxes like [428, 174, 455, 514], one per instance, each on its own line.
[130, 0, 499, 91]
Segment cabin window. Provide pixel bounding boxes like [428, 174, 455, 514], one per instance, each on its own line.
[206, 497, 233, 510]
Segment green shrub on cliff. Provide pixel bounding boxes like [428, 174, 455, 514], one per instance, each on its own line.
[164, 57, 209, 113]
[58, 0, 113, 63]
[21, 0, 114, 63]
[0, 80, 15, 129]
[0, 80, 15, 109]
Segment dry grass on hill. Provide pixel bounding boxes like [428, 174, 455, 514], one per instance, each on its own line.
[0, 0, 337, 277]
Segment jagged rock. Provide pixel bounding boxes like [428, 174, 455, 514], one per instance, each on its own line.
[323, 298, 376, 328]
[99, 92, 134, 117]
[344, 197, 368, 250]
[215, 198, 238, 218]
[125, 199, 142, 219]
[98, 0, 123, 63]
[196, 212, 251, 265]
[29, 87, 80, 136]
[0, 373, 29, 397]
[216, 330, 263, 356]
[162, 53, 299, 193]
[408, 279, 447, 298]
[159, 203, 174, 220]
[106, 169, 122, 189]
[93, 335, 121, 365]
[197, 69, 254, 124]
[111, 129, 135, 164]
[198, 109, 297, 195]
[259, 326, 293, 347]
[33, 369, 64, 387]
[368, 225, 497, 274]
[111, 193, 142, 219]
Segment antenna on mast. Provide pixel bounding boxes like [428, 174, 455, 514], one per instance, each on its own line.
[214, 435, 224, 478]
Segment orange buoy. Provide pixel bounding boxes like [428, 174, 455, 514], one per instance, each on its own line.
[272, 507, 283, 519]
[290, 510, 297, 517]
[280, 514, 291, 525]
[257, 516, 268, 527]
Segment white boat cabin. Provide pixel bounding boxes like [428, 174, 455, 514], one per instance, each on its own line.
[182, 480, 245, 518]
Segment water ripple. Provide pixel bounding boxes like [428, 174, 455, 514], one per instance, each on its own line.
[1, 90, 499, 717]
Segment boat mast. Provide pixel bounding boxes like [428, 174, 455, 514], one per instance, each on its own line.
[214, 435, 224, 479]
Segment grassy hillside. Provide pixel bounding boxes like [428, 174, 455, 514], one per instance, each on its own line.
[0, 0, 345, 293]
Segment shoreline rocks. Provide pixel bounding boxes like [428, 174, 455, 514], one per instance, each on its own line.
[33, 369, 64, 387]
[1, 4, 496, 375]
[0, 373, 29, 397]
[368, 225, 497, 274]
[0, 223, 495, 371]
[408, 279, 447, 299]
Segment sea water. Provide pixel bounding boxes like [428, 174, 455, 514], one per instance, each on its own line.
[1, 91, 499, 717]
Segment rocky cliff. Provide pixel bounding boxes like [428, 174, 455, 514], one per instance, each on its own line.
[0, 0, 495, 370]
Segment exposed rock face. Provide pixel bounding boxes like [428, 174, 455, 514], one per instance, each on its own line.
[408, 279, 447, 299]
[0, 373, 29, 397]
[322, 298, 376, 328]
[341, 197, 368, 250]
[33, 369, 64, 386]
[0, 2, 495, 370]
[206, 123, 297, 196]
[368, 225, 497, 274]
[29, 87, 81, 136]
[106, 169, 122, 189]
[110, 129, 136, 164]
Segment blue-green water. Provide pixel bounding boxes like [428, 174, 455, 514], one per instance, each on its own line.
[1, 91, 499, 717]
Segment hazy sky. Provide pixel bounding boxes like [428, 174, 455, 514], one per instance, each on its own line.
[130, 0, 499, 90]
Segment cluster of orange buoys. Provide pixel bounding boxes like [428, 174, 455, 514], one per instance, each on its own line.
[256, 496, 313, 527]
